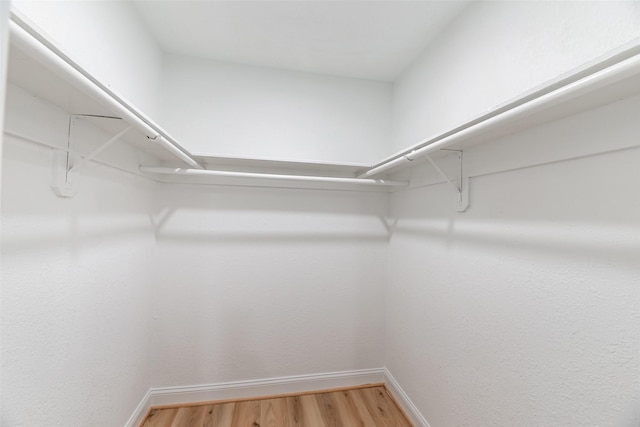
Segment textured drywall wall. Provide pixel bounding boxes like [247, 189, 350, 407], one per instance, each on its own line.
[150, 184, 389, 387]
[0, 0, 8, 139]
[385, 98, 640, 426]
[1, 2, 9, 188]
[160, 54, 392, 164]
[1, 94, 157, 426]
[0, 0, 10, 417]
[387, 7, 640, 422]
[11, 0, 164, 119]
[391, 0, 640, 155]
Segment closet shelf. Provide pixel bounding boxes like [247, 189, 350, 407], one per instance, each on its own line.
[139, 166, 407, 188]
[6, 11, 640, 195]
[193, 154, 370, 177]
[363, 41, 640, 178]
[8, 13, 201, 169]
[6, 13, 405, 191]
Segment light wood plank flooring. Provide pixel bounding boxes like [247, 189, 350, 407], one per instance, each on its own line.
[142, 386, 413, 427]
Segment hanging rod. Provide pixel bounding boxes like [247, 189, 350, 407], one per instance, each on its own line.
[8, 12, 203, 170]
[360, 49, 640, 178]
[139, 166, 408, 188]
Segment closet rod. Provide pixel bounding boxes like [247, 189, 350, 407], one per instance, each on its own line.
[8, 13, 203, 170]
[139, 166, 408, 187]
[360, 51, 640, 178]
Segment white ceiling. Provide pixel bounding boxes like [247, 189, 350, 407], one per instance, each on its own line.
[132, 1, 470, 82]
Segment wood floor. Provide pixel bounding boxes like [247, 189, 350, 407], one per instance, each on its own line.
[141, 385, 413, 427]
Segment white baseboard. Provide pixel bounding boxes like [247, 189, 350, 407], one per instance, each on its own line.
[124, 388, 151, 427]
[384, 368, 431, 427]
[124, 368, 385, 427]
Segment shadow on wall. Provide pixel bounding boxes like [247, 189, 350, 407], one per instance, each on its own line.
[388, 147, 640, 271]
[149, 184, 393, 244]
[1, 135, 157, 255]
[392, 218, 640, 271]
[2, 221, 152, 255]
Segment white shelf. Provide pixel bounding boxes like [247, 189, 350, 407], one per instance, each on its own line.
[6, 10, 640, 194]
[7, 33, 184, 165]
[365, 40, 640, 177]
[195, 155, 370, 177]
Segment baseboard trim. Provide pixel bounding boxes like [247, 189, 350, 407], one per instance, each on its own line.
[123, 388, 151, 427]
[384, 368, 431, 427]
[125, 368, 385, 427]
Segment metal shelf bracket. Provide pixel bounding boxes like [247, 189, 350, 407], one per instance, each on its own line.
[52, 115, 131, 197]
[422, 150, 469, 212]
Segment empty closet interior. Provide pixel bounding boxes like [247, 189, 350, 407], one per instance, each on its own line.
[1, 1, 639, 426]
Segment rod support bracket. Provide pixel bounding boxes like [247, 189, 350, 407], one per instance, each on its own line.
[51, 148, 78, 197]
[51, 115, 129, 197]
[426, 149, 469, 212]
[456, 175, 470, 212]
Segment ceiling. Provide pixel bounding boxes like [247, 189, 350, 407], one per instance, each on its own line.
[132, 0, 470, 82]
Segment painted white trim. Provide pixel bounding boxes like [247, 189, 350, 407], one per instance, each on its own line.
[124, 388, 151, 427]
[124, 368, 385, 427]
[149, 368, 385, 407]
[384, 368, 431, 427]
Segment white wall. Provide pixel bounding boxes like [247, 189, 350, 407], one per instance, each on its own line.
[0, 0, 11, 417]
[1, 92, 157, 427]
[386, 93, 640, 426]
[387, 10, 640, 422]
[391, 0, 640, 155]
[1, 82, 390, 425]
[150, 184, 389, 387]
[0, 0, 9, 139]
[11, 1, 394, 165]
[161, 54, 392, 164]
[4, 3, 640, 427]
[11, 0, 164, 119]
